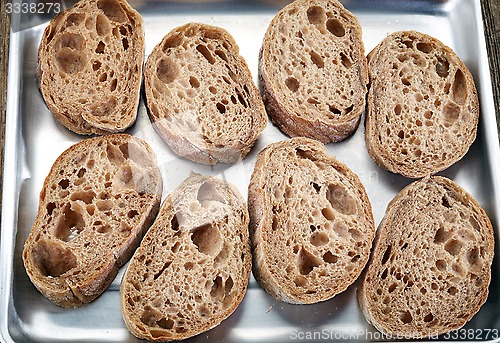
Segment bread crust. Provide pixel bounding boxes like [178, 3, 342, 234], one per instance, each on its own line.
[248, 137, 375, 304]
[144, 23, 267, 165]
[121, 173, 251, 341]
[259, 0, 368, 144]
[22, 134, 162, 307]
[37, 0, 144, 135]
[365, 31, 479, 178]
[358, 176, 494, 337]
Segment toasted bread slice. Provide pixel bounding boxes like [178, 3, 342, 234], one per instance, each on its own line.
[144, 23, 267, 165]
[22, 134, 162, 307]
[259, 0, 368, 143]
[121, 173, 251, 341]
[38, 0, 144, 135]
[365, 31, 479, 178]
[358, 176, 494, 337]
[248, 137, 375, 304]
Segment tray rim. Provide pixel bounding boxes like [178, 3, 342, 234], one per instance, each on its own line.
[1, 24, 24, 343]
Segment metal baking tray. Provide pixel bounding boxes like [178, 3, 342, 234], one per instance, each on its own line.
[2, 0, 500, 342]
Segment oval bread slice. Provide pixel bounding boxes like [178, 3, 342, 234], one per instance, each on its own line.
[38, 0, 144, 135]
[22, 134, 162, 307]
[144, 23, 267, 165]
[248, 137, 375, 304]
[259, 0, 369, 143]
[121, 173, 251, 341]
[365, 31, 479, 178]
[358, 176, 494, 337]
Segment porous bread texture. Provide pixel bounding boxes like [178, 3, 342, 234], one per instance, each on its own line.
[259, 0, 369, 144]
[38, 0, 144, 135]
[22, 134, 162, 307]
[358, 176, 494, 338]
[144, 23, 267, 165]
[365, 31, 479, 178]
[121, 173, 251, 341]
[248, 137, 375, 304]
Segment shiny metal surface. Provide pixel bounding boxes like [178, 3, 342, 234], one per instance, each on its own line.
[1, 0, 500, 342]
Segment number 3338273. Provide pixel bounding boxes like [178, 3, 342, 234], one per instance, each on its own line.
[5, 2, 61, 14]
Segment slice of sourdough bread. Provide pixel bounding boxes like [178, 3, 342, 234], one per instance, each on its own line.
[248, 137, 375, 304]
[121, 173, 251, 341]
[22, 134, 162, 307]
[259, 0, 368, 144]
[358, 176, 494, 338]
[38, 0, 144, 135]
[144, 23, 267, 165]
[365, 31, 479, 178]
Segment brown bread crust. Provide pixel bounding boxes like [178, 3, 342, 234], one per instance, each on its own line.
[38, 0, 144, 135]
[358, 176, 494, 337]
[22, 134, 162, 307]
[121, 174, 251, 341]
[365, 31, 479, 178]
[144, 23, 267, 165]
[248, 137, 375, 304]
[259, 0, 369, 144]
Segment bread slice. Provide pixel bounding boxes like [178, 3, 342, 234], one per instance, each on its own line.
[365, 31, 479, 178]
[121, 173, 251, 341]
[22, 134, 162, 307]
[37, 0, 144, 135]
[248, 137, 375, 304]
[144, 23, 267, 165]
[358, 176, 494, 338]
[258, 0, 368, 144]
